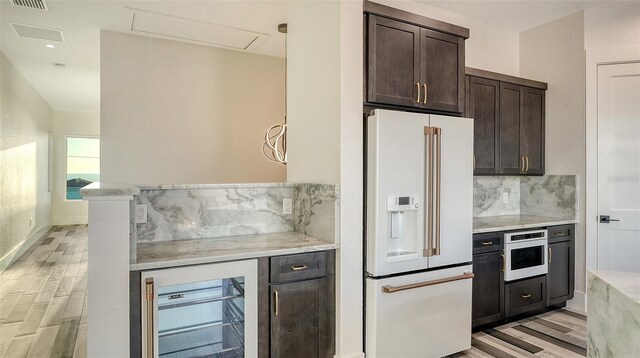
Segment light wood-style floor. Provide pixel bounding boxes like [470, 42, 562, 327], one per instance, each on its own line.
[455, 309, 588, 358]
[1, 225, 87, 358]
[1, 225, 587, 358]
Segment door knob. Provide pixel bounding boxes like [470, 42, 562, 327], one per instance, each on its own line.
[599, 215, 620, 223]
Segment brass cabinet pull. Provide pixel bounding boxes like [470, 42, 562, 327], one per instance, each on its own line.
[416, 83, 421, 103]
[520, 156, 525, 173]
[382, 272, 474, 294]
[145, 278, 154, 358]
[554, 231, 565, 237]
[290, 264, 308, 271]
[548, 247, 552, 264]
[424, 127, 434, 257]
[481, 241, 493, 246]
[501, 252, 506, 272]
[274, 289, 279, 317]
[521, 293, 532, 298]
[423, 83, 428, 104]
[473, 155, 476, 170]
[525, 156, 529, 173]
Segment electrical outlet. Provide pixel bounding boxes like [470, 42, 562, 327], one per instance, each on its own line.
[136, 204, 148, 224]
[282, 198, 293, 215]
[502, 192, 509, 204]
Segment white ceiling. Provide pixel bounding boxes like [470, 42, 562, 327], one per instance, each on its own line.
[0, 0, 287, 112]
[1, 0, 638, 112]
[418, 0, 639, 32]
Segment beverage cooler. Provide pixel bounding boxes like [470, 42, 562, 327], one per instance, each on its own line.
[141, 260, 258, 358]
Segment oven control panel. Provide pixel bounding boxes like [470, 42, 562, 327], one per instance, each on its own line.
[504, 229, 548, 244]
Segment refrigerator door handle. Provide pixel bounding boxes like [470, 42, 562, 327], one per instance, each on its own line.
[381, 272, 474, 293]
[423, 127, 434, 257]
[434, 127, 442, 256]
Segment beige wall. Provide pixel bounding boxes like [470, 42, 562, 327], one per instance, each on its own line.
[286, 1, 341, 184]
[520, 12, 587, 309]
[0, 52, 53, 269]
[585, 5, 640, 49]
[100, 31, 286, 185]
[52, 111, 100, 225]
[377, 0, 520, 76]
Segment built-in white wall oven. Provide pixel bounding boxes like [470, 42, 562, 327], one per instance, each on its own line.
[504, 229, 548, 281]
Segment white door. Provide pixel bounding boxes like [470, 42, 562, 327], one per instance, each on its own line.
[428, 115, 473, 268]
[365, 265, 473, 358]
[597, 62, 640, 272]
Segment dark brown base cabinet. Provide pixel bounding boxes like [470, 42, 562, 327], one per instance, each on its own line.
[259, 251, 335, 358]
[471, 225, 574, 329]
[465, 68, 547, 176]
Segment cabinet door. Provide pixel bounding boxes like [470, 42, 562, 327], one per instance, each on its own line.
[420, 28, 464, 113]
[547, 241, 574, 306]
[521, 87, 545, 175]
[472, 251, 504, 327]
[271, 279, 321, 358]
[367, 15, 421, 107]
[499, 83, 523, 174]
[467, 76, 500, 175]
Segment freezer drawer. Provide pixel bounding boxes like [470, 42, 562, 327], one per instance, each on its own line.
[366, 265, 473, 358]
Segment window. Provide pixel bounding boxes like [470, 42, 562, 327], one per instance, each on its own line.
[66, 137, 100, 200]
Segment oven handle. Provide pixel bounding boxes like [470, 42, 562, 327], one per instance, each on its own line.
[381, 272, 474, 293]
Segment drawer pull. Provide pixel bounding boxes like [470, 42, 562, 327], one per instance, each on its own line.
[521, 293, 532, 298]
[481, 241, 493, 246]
[554, 232, 565, 237]
[382, 272, 474, 293]
[290, 264, 308, 271]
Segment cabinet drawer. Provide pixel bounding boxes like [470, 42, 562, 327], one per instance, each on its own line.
[473, 232, 503, 254]
[270, 252, 326, 283]
[505, 276, 545, 317]
[548, 224, 574, 243]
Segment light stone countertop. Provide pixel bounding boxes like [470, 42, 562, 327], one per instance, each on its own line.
[587, 270, 640, 357]
[138, 182, 296, 190]
[132, 232, 338, 271]
[473, 214, 577, 234]
[589, 271, 640, 303]
[80, 182, 140, 198]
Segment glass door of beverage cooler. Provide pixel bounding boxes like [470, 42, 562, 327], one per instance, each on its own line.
[142, 260, 258, 358]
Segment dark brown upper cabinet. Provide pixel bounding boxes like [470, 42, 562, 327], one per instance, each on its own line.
[465, 68, 547, 176]
[365, 2, 468, 114]
[466, 76, 500, 175]
[366, 16, 421, 108]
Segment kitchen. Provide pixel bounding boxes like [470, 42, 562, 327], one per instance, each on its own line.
[1, 3, 640, 356]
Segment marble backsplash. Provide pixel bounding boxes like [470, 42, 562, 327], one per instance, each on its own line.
[134, 183, 339, 244]
[474, 175, 577, 219]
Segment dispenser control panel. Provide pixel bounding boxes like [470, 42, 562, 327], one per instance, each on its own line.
[387, 195, 419, 212]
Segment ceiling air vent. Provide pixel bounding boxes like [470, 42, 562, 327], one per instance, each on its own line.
[11, 0, 48, 11]
[11, 23, 64, 42]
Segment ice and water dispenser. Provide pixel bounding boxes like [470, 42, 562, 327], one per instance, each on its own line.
[386, 195, 420, 262]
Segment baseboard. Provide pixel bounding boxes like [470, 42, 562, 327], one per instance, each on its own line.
[566, 290, 586, 314]
[334, 352, 365, 358]
[0, 225, 52, 272]
[53, 215, 88, 226]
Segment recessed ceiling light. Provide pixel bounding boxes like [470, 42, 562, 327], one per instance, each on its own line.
[45, 44, 55, 48]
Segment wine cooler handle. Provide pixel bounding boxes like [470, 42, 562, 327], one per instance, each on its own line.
[145, 278, 154, 358]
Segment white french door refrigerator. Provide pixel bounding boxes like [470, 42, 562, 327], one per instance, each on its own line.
[365, 109, 474, 358]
